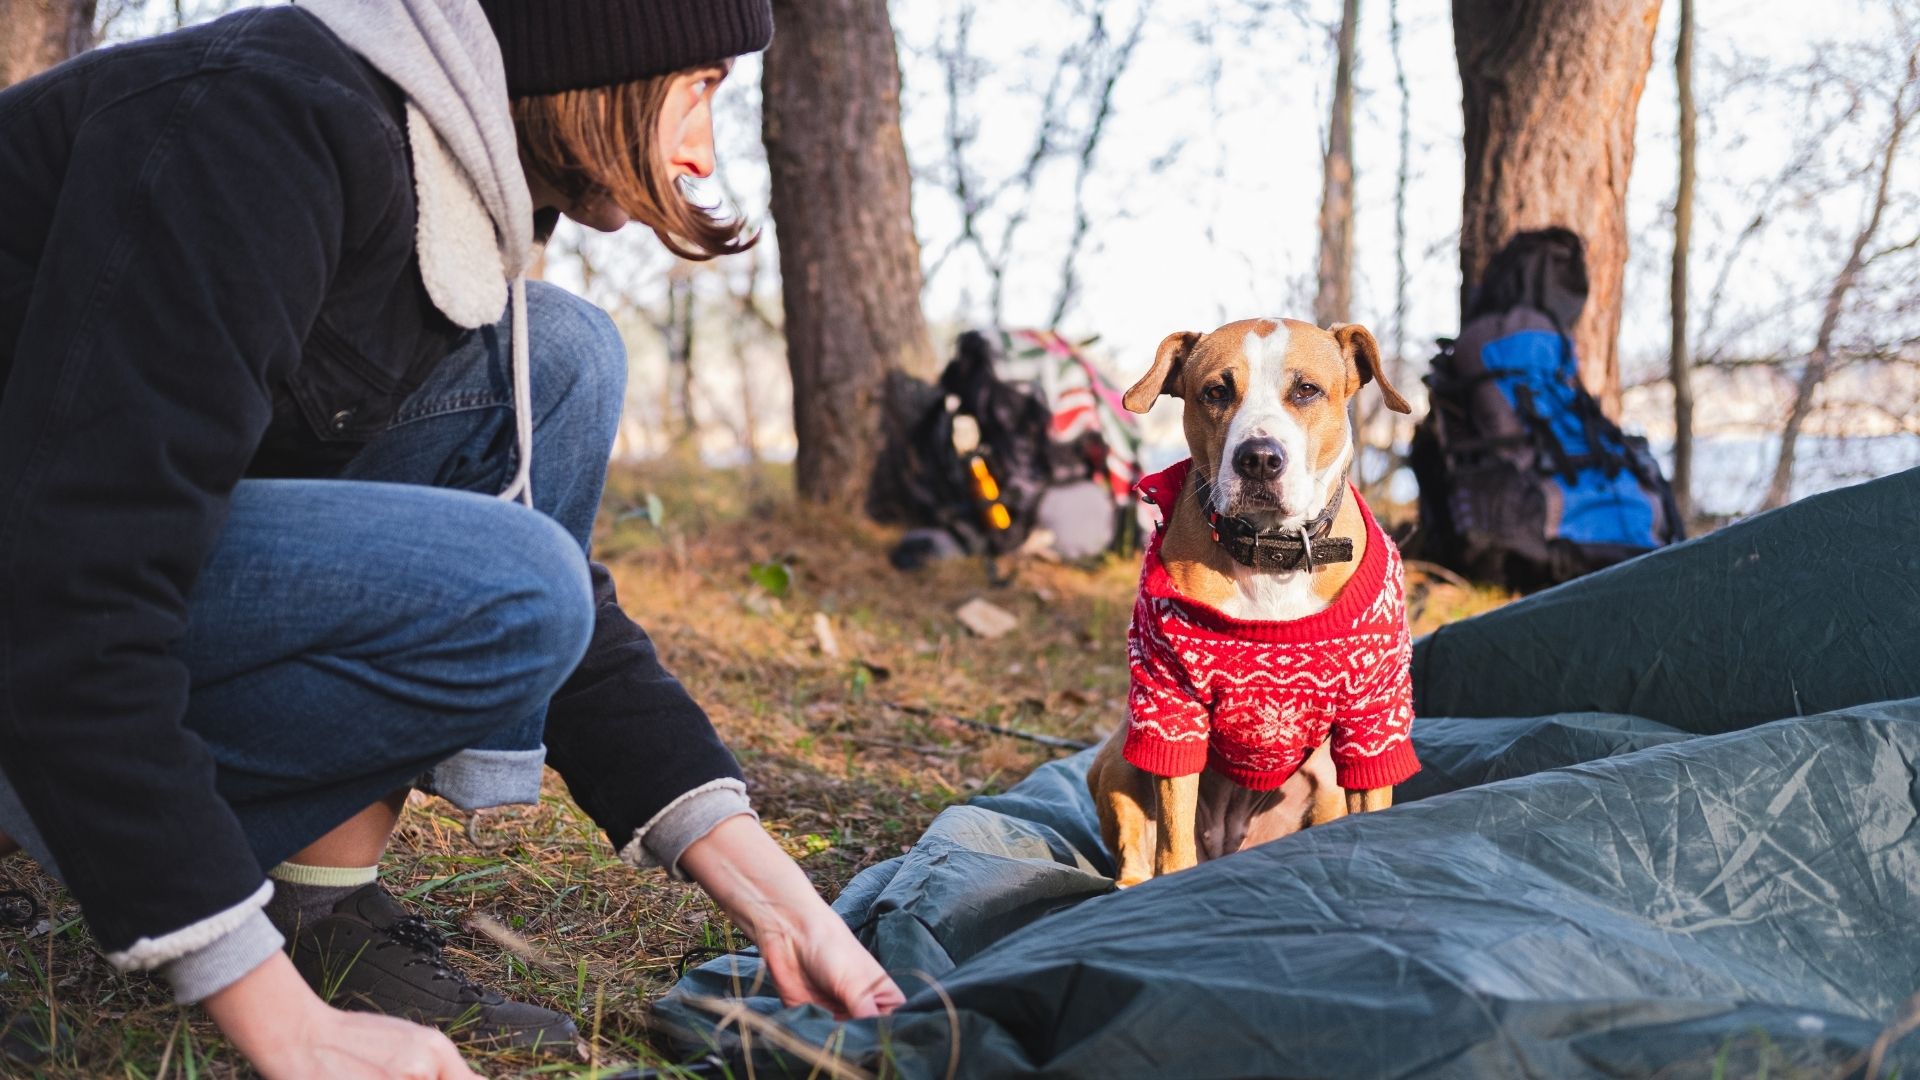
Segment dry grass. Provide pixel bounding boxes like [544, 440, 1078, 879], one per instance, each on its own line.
[0, 457, 1511, 1077]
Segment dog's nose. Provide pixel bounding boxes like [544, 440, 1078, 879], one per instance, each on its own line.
[1232, 438, 1287, 483]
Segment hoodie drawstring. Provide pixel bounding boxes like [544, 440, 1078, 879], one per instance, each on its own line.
[495, 275, 535, 508]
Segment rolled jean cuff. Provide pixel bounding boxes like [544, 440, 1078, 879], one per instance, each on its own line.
[620, 779, 756, 880]
[160, 907, 285, 1004]
[418, 746, 548, 810]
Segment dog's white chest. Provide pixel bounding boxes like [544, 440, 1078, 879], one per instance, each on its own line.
[1218, 566, 1331, 622]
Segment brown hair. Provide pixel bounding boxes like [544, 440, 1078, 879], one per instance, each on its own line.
[512, 73, 754, 260]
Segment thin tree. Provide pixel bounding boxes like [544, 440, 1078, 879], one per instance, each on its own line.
[1, 0, 96, 88]
[763, 0, 937, 507]
[657, 265, 698, 443]
[1314, 0, 1360, 329]
[1669, 0, 1696, 521]
[1387, 0, 1411, 379]
[1355, 0, 1413, 500]
[1762, 41, 1920, 509]
[1453, 0, 1664, 417]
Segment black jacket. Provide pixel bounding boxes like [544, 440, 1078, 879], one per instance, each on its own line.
[0, 8, 741, 958]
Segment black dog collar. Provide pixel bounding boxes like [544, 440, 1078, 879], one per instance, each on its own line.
[1199, 476, 1352, 573]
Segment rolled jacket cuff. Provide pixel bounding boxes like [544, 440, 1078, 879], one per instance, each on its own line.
[619, 779, 756, 880]
[159, 906, 285, 1004]
[419, 746, 547, 810]
[105, 880, 275, 972]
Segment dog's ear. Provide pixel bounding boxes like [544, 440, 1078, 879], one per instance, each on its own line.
[1124, 331, 1201, 414]
[1331, 323, 1411, 415]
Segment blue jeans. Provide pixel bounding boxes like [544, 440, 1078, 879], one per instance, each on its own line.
[0, 282, 623, 873]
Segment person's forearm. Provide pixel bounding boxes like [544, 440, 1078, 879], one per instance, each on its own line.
[676, 814, 833, 941]
[201, 952, 326, 1062]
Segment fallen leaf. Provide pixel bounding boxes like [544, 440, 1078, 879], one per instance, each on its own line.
[748, 560, 792, 598]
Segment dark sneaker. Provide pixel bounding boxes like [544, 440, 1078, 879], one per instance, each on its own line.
[286, 884, 577, 1053]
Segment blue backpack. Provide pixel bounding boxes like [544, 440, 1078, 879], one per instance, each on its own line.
[1408, 229, 1683, 590]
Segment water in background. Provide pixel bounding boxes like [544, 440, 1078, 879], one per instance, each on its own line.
[1659, 435, 1920, 517]
[1142, 434, 1920, 521]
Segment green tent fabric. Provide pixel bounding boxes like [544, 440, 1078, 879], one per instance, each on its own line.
[647, 471, 1920, 1079]
[1413, 466, 1920, 732]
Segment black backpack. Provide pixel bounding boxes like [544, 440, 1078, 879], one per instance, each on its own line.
[867, 331, 1056, 559]
[1407, 228, 1684, 592]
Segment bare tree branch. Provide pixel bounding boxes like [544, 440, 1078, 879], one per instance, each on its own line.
[917, 0, 1166, 331]
[1763, 35, 1920, 508]
[1048, 0, 1153, 327]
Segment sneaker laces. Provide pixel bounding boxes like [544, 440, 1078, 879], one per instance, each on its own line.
[0, 891, 39, 931]
[380, 915, 496, 1003]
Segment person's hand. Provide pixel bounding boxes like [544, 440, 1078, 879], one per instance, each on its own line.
[202, 951, 483, 1079]
[752, 897, 906, 1020]
[678, 815, 906, 1019]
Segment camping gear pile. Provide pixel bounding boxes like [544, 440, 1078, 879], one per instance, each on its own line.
[1408, 228, 1685, 592]
[868, 330, 1144, 571]
[651, 466, 1920, 1079]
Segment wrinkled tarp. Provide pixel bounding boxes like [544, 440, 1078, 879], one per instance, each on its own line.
[651, 471, 1920, 1079]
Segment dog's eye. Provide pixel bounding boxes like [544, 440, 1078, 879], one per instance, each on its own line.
[1202, 383, 1231, 405]
[1290, 381, 1323, 404]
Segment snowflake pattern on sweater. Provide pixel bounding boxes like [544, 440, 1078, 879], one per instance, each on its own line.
[1123, 460, 1419, 792]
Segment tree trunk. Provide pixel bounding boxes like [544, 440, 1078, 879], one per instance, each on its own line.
[730, 245, 771, 465]
[665, 269, 697, 441]
[1453, 0, 1661, 417]
[1388, 0, 1410, 375]
[1313, 0, 1360, 329]
[1, 0, 96, 89]
[1668, 0, 1696, 522]
[764, 0, 936, 508]
[1358, 0, 1413, 501]
[733, 340, 759, 464]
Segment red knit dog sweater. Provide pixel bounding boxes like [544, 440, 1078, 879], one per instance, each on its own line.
[1123, 460, 1419, 791]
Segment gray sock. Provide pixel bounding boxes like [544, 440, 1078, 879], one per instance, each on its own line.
[262, 863, 379, 936]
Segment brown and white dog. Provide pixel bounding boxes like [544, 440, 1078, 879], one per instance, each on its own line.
[1086, 318, 1413, 887]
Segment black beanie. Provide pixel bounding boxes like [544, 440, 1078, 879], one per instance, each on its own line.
[478, 0, 774, 96]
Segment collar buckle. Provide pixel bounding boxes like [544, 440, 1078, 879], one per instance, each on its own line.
[1196, 473, 1354, 572]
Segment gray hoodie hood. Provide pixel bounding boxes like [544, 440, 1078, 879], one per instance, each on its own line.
[299, 0, 539, 505]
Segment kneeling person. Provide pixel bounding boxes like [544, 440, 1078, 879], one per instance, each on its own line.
[0, 0, 903, 1072]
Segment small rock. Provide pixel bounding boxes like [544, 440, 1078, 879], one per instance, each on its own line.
[955, 598, 1020, 639]
[812, 612, 840, 658]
